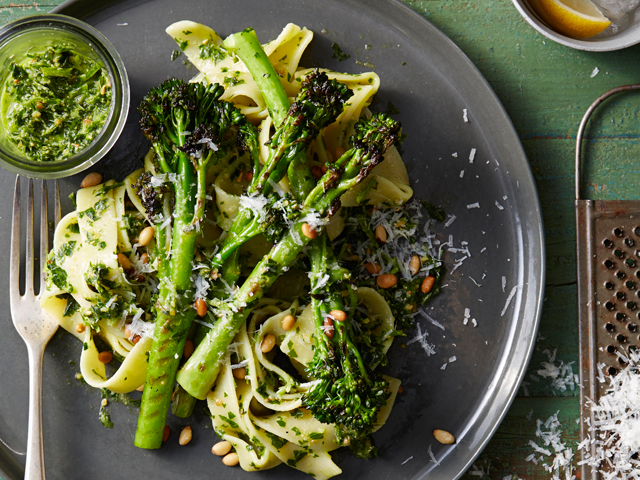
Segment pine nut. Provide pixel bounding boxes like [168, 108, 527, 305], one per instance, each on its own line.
[80, 172, 102, 188]
[301, 223, 317, 239]
[398, 385, 404, 393]
[245, 171, 253, 182]
[335, 147, 346, 158]
[321, 164, 328, 174]
[311, 165, 323, 178]
[195, 298, 207, 317]
[329, 310, 347, 322]
[132, 335, 141, 344]
[232, 367, 247, 379]
[281, 314, 296, 331]
[212, 440, 232, 456]
[237, 171, 244, 183]
[421, 275, 436, 294]
[75, 323, 85, 333]
[433, 429, 455, 445]
[376, 273, 398, 289]
[138, 226, 155, 246]
[183, 339, 194, 359]
[98, 351, 112, 364]
[117, 253, 131, 271]
[261, 334, 276, 353]
[410, 255, 421, 275]
[124, 326, 132, 338]
[323, 317, 334, 338]
[222, 452, 239, 467]
[162, 425, 170, 442]
[140, 252, 149, 264]
[179, 426, 193, 445]
[136, 384, 144, 392]
[365, 262, 382, 275]
[215, 398, 223, 406]
[375, 225, 387, 244]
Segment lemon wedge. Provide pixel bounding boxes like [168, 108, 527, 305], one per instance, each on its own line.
[528, 0, 612, 38]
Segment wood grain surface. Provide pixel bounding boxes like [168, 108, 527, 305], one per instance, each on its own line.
[3, 0, 640, 478]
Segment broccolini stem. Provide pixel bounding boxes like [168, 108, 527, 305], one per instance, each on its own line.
[224, 28, 289, 124]
[177, 221, 314, 399]
[135, 301, 192, 448]
[170, 249, 243, 417]
[171, 384, 196, 418]
[210, 71, 352, 270]
[223, 27, 314, 201]
[136, 151, 200, 448]
[169, 153, 198, 290]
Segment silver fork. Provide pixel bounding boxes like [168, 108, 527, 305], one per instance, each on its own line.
[10, 176, 61, 480]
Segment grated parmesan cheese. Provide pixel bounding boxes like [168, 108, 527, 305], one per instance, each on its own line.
[406, 322, 436, 356]
[526, 412, 576, 480]
[417, 309, 445, 331]
[428, 444, 440, 465]
[238, 194, 269, 221]
[444, 214, 457, 228]
[469, 148, 476, 163]
[579, 351, 640, 478]
[501, 285, 520, 316]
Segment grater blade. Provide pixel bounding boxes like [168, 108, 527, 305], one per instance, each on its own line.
[576, 84, 640, 480]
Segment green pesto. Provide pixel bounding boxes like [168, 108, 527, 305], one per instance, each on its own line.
[2, 43, 112, 162]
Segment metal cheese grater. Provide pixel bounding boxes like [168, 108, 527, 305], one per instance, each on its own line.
[576, 84, 640, 480]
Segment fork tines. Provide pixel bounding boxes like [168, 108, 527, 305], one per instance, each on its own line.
[10, 176, 62, 300]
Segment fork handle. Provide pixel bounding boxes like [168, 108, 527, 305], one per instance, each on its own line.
[25, 346, 46, 480]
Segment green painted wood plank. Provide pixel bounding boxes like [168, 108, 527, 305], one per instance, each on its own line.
[461, 397, 581, 479]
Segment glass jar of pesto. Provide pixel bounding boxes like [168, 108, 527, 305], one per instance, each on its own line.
[0, 15, 129, 178]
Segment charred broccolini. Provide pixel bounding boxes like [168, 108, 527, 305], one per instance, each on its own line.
[304, 235, 389, 459]
[210, 70, 354, 272]
[177, 113, 402, 402]
[133, 78, 258, 449]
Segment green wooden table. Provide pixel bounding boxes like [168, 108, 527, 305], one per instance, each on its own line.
[2, 0, 640, 478]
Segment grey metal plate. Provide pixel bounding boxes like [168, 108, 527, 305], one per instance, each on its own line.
[0, 1, 545, 479]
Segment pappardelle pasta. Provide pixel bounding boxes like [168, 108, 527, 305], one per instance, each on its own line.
[42, 21, 444, 478]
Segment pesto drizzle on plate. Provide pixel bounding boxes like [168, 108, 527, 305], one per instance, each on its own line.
[2, 43, 112, 162]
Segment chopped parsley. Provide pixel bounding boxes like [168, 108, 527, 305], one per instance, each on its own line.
[384, 101, 400, 116]
[199, 40, 227, 64]
[331, 42, 350, 62]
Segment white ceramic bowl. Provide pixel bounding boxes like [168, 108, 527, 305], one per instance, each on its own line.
[512, 0, 640, 51]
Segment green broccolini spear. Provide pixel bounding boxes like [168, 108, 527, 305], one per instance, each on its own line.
[177, 113, 402, 400]
[224, 27, 319, 199]
[171, 249, 243, 418]
[304, 235, 388, 459]
[210, 70, 353, 271]
[133, 79, 258, 449]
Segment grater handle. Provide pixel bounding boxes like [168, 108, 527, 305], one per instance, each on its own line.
[575, 84, 640, 201]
